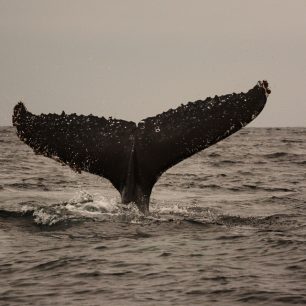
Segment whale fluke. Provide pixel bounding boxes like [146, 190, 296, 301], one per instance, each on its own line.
[13, 81, 270, 214]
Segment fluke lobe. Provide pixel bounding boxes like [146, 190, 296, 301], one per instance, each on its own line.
[13, 81, 270, 215]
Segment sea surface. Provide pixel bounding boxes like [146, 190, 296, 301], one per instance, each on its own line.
[0, 126, 305, 305]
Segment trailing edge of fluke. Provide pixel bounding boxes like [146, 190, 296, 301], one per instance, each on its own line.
[13, 80, 270, 214]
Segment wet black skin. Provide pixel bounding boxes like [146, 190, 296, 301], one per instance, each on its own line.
[13, 81, 270, 215]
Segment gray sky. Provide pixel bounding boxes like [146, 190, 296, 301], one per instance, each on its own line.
[0, 0, 305, 126]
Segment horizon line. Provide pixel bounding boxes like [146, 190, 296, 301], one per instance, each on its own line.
[1, 124, 306, 129]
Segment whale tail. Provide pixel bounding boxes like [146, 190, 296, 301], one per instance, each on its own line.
[13, 81, 270, 214]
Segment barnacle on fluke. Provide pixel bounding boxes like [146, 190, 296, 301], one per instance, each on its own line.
[13, 81, 270, 214]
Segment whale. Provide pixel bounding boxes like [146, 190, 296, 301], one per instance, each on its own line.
[12, 81, 270, 214]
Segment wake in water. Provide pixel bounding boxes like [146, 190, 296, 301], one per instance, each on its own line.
[0, 190, 300, 234]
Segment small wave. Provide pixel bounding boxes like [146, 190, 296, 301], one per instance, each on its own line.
[181, 182, 222, 189]
[207, 152, 221, 157]
[30, 258, 73, 271]
[0, 209, 34, 218]
[179, 181, 235, 190]
[165, 173, 198, 178]
[219, 160, 239, 164]
[209, 213, 297, 229]
[294, 160, 306, 165]
[264, 152, 288, 158]
[242, 184, 294, 192]
[263, 152, 303, 159]
[5, 182, 50, 191]
[273, 296, 306, 304]
[282, 139, 303, 144]
[211, 160, 240, 166]
[198, 184, 222, 189]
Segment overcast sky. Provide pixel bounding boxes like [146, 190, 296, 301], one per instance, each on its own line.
[0, 0, 305, 126]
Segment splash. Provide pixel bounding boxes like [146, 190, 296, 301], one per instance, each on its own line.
[18, 191, 146, 225]
[6, 190, 298, 230]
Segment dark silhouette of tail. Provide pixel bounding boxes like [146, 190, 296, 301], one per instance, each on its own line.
[13, 81, 270, 214]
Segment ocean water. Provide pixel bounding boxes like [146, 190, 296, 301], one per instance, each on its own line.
[0, 126, 305, 305]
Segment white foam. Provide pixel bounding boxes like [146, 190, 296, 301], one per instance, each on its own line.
[33, 209, 60, 225]
[65, 190, 118, 215]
